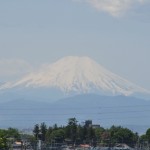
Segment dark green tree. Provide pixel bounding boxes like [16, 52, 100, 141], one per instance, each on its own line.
[7, 128, 20, 139]
[40, 122, 47, 141]
[0, 137, 7, 149]
[109, 126, 136, 147]
[77, 125, 84, 143]
[33, 124, 40, 140]
[87, 127, 96, 146]
[101, 130, 110, 146]
[66, 118, 78, 143]
[50, 129, 65, 143]
[145, 128, 150, 144]
[94, 127, 105, 143]
[53, 124, 58, 130]
[45, 127, 53, 143]
[0, 130, 8, 149]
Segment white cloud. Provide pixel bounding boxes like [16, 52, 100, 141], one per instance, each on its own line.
[74, 0, 148, 17]
[0, 59, 33, 81]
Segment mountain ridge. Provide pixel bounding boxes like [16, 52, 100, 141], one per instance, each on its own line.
[0, 94, 150, 134]
[0, 56, 149, 99]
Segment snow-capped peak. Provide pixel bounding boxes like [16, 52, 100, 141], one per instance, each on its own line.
[0, 56, 149, 96]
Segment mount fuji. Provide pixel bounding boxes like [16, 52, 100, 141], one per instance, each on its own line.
[1, 56, 150, 130]
[0, 56, 149, 102]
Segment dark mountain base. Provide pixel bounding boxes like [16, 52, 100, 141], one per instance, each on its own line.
[0, 94, 150, 134]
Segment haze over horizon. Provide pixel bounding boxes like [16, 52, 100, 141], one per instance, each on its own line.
[1, 1, 150, 130]
[0, 0, 150, 91]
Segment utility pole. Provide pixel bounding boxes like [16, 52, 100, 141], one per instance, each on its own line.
[37, 132, 42, 150]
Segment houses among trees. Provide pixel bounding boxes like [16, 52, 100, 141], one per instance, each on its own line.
[1, 118, 150, 149]
[32, 118, 140, 148]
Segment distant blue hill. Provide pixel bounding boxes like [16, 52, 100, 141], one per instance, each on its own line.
[0, 94, 150, 134]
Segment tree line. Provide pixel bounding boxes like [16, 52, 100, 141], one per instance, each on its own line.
[1, 118, 150, 149]
[32, 118, 140, 148]
[0, 128, 20, 149]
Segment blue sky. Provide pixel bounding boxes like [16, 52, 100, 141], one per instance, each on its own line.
[0, 0, 150, 89]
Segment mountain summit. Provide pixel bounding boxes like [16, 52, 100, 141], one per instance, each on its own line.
[0, 56, 149, 97]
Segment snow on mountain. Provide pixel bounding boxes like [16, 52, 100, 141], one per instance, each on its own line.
[0, 56, 149, 96]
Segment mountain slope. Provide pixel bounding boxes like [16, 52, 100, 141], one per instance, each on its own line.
[0, 94, 150, 134]
[0, 56, 149, 98]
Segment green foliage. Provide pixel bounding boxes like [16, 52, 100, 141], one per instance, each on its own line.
[0, 128, 20, 149]
[65, 118, 78, 142]
[53, 124, 58, 130]
[33, 124, 40, 140]
[46, 127, 53, 142]
[0, 129, 6, 137]
[40, 122, 47, 141]
[146, 128, 150, 141]
[7, 128, 20, 139]
[30, 119, 142, 147]
[140, 134, 147, 143]
[109, 126, 137, 147]
[101, 130, 110, 145]
[95, 127, 105, 142]
[0, 137, 7, 149]
[50, 129, 65, 143]
[0, 118, 145, 149]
